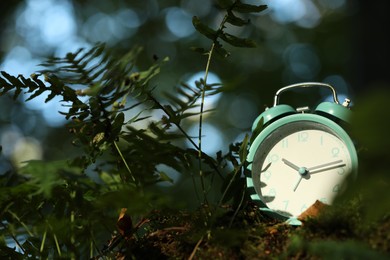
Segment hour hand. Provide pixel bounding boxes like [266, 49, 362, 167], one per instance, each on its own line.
[282, 158, 300, 171]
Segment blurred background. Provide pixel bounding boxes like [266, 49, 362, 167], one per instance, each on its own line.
[1, 0, 389, 170]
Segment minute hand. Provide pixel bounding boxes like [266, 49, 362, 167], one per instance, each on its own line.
[308, 160, 345, 173]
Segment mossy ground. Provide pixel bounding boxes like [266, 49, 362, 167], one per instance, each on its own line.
[98, 202, 389, 259]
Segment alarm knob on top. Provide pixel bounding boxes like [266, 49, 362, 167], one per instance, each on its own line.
[315, 98, 352, 124]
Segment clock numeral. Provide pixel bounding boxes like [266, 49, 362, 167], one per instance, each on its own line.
[333, 184, 340, 193]
[267, 154, 279, 163]
[301, 204, 308, 213]
[281, 138, 288, 148]
[331, 147, 340, 157]
[320, 136, 324, 146]
[268, 188, 277, 197]
[262, 171, 272, 181]
[298, 132, 309, 142]
[337, 167, 345, 175]
[282, 200, 289, 211]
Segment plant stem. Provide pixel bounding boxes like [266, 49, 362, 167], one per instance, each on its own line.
[218, 162, 243, 208]
[188, 235, 204, 260]
[114, 141, 137, 185]
[40, 227, 47, 253]
[8, 210, 34, 237]
[0, 222, 25, 254]
[198, 12, 230, 205]
[147, 92, 225, 205]
[229, 181, 246, 228]
[198, 42, 215, 206]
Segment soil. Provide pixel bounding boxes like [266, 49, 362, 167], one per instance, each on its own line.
[95, 202, 390, 259]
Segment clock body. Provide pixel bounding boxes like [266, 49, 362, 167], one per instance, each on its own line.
[247, 113, 358, 219]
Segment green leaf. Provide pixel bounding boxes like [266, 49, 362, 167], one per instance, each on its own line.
[45, 91, 57, 103]
[20, 160, 70, 198]
[111, 112, 125, 138]
[233, 2, 267, 13]
[1, 71, 24, 89]
[0, 71, 24, 99]
[190, 46, 208, 55]
[226, 11, 249, 26]
[250, 116, 264, 144]
[0, 75, 14, 94]
[18, 75, 38, 93]
[159, 171, 174, 183]
[214, 41, 231, 58]
[220, 170, 245, 204]
[192, 16, 219, 40]
[239, 134, 249, 162]
[136, 63, 161, 86]
[163, 104, 181, 124]
[217, 0, 234, 9]
[220, 33, 257, 48]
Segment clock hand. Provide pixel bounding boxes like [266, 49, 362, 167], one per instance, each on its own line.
[282, 158, 300, 171]
[293, 176, 303, 192]
[309, 162, 346, 174]
[308, 160, 343, 171]
[292, 167, 309, 192]
[292, 161, 345, 192]
[282, 159, 309, 192]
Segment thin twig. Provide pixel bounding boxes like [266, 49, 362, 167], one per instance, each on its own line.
[114, 141, 137, 184]
[197, 43, 215, 206]
[188, 235, 204, 260]
[197, 11, 231, 206]
[217, 162, 243, 208]
[229, 181, 247, 228]
[40, 227, 47, 253]
[147, 93, 199, 149]
[147, 93, 225, 204]
[0, 222, 26, 254]
[148, 226, 188, 237]
[8, 210, 34, 237]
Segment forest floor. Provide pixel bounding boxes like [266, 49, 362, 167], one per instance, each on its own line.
[97, 201, 389, 259]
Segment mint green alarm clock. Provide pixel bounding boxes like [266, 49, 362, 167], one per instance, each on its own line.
[246, 82, 358, 223]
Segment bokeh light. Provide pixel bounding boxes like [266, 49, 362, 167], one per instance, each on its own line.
[186, 123, 224, 155]
[266, 0, 321, 28]
[283, 43, 321, 82]
[227, 94, 259, 130]
[165, 7, 195, 38]
[0, 0, 362, 165]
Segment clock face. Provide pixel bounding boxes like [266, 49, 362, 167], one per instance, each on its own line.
[251, 120, 354, 218]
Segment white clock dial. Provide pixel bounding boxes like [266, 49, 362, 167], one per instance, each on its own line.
[251, 122, 353, 218]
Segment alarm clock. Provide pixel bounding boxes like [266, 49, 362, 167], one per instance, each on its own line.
[246, 82, 358, 224]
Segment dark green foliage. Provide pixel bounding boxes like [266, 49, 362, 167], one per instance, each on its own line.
[0, 12, 255, 255]
[0, 1, 389, 258]
[192, 0, 267, 57]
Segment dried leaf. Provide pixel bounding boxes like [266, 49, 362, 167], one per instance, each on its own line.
[117, 208, 133, 237]
[298, 200, 329, 221]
